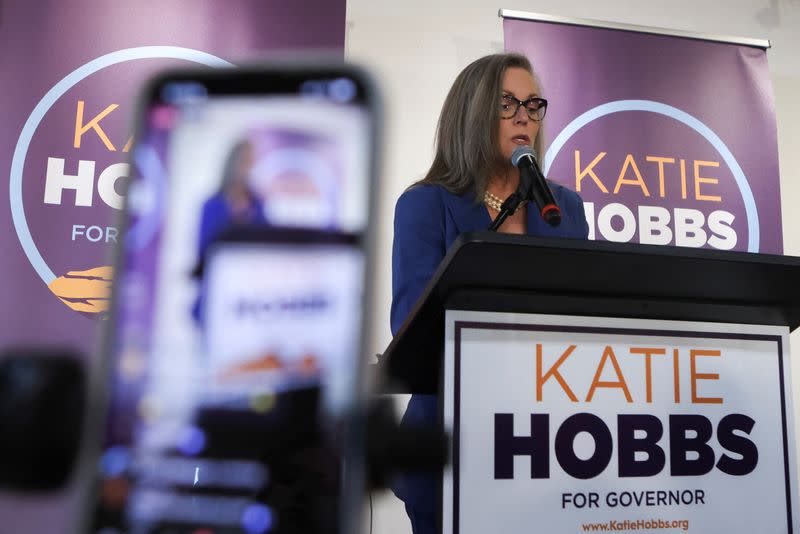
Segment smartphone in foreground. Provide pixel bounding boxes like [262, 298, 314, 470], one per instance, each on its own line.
[86, 64, 379, 534]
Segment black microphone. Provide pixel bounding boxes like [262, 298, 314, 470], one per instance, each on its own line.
[511, 146, 561, 227]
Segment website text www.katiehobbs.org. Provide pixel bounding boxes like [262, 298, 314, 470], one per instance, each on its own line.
[581, 518, 689, 531]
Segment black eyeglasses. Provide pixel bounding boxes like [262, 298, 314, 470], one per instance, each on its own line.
[500, 94, 548, 121]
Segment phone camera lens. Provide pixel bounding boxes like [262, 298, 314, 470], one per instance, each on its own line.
[328, 78, 356, 102]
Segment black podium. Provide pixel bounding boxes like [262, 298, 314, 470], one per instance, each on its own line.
[380, 232, 800, 534]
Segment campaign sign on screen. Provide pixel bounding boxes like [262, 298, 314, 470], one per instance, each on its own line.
[202, 242, 364, 411]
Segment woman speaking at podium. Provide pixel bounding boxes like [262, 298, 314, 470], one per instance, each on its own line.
[390, 52, 589, 534]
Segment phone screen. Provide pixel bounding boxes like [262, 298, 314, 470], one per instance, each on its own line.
[92, 66, 376, 534]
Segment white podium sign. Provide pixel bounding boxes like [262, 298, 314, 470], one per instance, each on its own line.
[443, 311, 797, 534]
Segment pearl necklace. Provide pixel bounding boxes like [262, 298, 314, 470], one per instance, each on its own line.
[483, 190, 526, 213]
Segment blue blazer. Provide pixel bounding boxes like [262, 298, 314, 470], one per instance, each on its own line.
[389, 182, 589, 517]
[391, 182, 589, 334]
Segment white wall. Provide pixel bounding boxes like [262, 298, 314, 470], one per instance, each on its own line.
[344, 1, 800, 532]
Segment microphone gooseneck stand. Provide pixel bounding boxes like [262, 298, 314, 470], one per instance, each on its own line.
[488, 191, 525, 231]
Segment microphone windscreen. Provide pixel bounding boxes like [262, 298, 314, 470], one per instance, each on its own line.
[510, 145, 537, 167]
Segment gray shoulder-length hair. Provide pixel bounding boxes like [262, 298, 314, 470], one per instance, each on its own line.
[415, 52, 544, 201]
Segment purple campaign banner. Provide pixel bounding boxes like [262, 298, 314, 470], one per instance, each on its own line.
[504, 17, 782, 254]
[0, 0, 345, 354]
